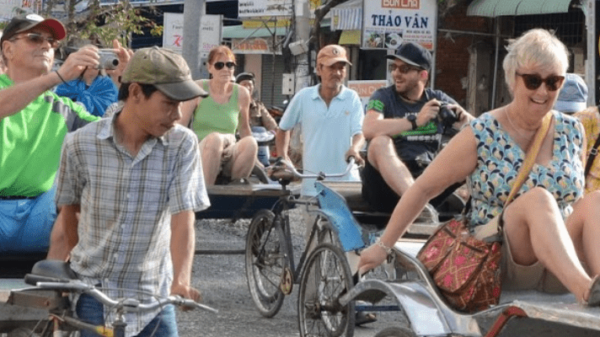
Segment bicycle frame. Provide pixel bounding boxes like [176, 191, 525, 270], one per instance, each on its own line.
[6, 260, 217, 337]
[264, 193, 323, 287]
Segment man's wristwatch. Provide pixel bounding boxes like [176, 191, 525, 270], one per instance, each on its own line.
[406, 114, 418, 130]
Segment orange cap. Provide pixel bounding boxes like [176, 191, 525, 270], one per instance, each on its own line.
[317, 45, 352, 67]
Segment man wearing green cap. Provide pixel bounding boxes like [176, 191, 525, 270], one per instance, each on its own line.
[0, 14, 130, 254]
[47, 46, 210, 337]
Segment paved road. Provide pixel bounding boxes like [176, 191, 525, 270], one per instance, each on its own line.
[3, 215, 600, 336]
[177, 216, 404, 337]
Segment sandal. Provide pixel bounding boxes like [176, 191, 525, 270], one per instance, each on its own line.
[586, 275, 600, 306]
[355, 311, 377, 326]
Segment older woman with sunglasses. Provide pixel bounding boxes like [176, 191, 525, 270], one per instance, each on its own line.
[358, 28, 600, 305]
[181, 45, 257, 185]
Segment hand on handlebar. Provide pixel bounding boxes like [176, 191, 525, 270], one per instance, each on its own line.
[357, 243, 388, 276]
[344, 149, 364, 167]
[171, 283, 203, 311]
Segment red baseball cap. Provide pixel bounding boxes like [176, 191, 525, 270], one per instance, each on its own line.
[1, 14, 66, 48]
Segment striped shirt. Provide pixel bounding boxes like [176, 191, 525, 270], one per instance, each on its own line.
[55, 110, 210, 336]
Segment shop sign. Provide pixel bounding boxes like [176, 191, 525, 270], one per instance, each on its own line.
[163, 13, 222, 55]
[362, 0, 437, 51]
[239, 0, 321, 18]
[0, 0, 35, 21]
[242, 18, 291, 28]
[348, 80, 388, 109]
[232, 37, 283, 54]
[238, 0, 293, 18]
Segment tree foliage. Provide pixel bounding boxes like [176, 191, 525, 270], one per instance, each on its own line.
[42, 0, 162, 48]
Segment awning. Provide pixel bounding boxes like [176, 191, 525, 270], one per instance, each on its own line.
[330, 0, 362, 31]
[467, 0, 572, 17]
[338, 30, 361, 45]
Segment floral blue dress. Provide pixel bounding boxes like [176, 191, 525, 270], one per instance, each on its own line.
[468, 110, 585, 229]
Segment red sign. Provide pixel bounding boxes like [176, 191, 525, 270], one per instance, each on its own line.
[382, 0, 420, 10]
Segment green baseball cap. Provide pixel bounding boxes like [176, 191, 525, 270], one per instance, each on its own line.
[121, 46, 208, 101]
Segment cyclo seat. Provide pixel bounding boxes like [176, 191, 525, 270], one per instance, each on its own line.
[24, 260, 78, 286]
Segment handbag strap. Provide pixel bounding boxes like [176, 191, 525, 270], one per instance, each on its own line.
[505, 112, 553, 205]
[584, 105, 600, 177]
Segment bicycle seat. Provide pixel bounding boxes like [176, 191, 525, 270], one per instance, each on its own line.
[24, 260, 78, 285]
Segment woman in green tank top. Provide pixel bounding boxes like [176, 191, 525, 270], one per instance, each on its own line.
[180, 46, 257, 185]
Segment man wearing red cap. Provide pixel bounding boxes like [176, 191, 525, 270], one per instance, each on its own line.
[0, 14, 130, 254]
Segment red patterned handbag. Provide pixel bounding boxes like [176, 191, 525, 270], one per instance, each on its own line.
[417, 112, 553, 312]
[417, 218, 502, 312]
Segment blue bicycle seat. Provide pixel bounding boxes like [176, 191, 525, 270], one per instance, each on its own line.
[315, 181, 365, 251]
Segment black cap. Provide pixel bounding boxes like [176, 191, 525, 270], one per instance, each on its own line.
[235, 72, 255, 84]
[386, 42, 432, 71]
[1, 14, 66, 48]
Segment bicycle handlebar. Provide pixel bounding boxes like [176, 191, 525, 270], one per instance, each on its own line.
[35, 280, 218, 314]
[269, 157, 356, 182]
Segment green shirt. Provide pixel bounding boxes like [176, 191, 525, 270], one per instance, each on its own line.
[192, 80, 240, 141]
[0, 74, 100, 197]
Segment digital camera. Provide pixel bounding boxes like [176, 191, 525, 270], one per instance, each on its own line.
[438, 102, 459, 127]
[97, 49, 119, 70]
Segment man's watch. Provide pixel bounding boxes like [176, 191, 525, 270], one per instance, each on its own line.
[406, 114, 418, 130]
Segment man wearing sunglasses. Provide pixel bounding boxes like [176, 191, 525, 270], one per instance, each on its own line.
[0, 14, 129, 255]
[361, 42, 473, 214]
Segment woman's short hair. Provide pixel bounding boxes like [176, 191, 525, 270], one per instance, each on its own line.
[503, 29, 569, 91]
[207, 45, 236, 65]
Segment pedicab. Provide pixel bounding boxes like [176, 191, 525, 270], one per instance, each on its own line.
[302, 180, 600, 337]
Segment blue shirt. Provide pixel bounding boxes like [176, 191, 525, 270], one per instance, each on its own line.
[55, 75, 118, 117]
[279, 85, 364, 196]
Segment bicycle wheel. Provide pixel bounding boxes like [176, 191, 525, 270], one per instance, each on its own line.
[298, 243, 355, 337]
[315, 214, 341, 247]
[245, 209, 287, 317]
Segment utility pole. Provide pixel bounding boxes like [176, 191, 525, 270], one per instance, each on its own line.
[585, 0, 596, 105]
[183, 0, 205, 80]
[294, 0, 311, 92]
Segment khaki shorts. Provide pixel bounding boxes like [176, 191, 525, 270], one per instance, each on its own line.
[199, 133, 238, 177]
[485, 214, 569, 294]
[473, 214, 568, 294]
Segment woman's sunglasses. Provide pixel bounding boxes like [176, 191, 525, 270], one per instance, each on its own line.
[516, 73, 565, 92]
[11, 33, 59, 48]
[214, 61, 236, 70]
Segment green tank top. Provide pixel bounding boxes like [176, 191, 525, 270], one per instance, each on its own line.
[192, 80, 240, 141]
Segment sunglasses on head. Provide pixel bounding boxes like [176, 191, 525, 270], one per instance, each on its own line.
[516, 72, 565, 92]
[214, 61, 235, 70]
[11, 32, 59, 48]
[389, 63, 421, 74]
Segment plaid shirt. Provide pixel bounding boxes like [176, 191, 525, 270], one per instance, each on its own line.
[56, 111, 210, 336]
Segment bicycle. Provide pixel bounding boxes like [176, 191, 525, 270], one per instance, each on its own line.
[4, 260, 217, 337]
[245, 158, 363, 336]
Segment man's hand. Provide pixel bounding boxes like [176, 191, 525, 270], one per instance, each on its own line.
[449, 104, 474, 130]
[416, 99, 442, 127]
[57, 45, 101, 82]
[106, 39, 134, 88]
[345, 147, 364, 167]
[171, 283, 203, 311]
